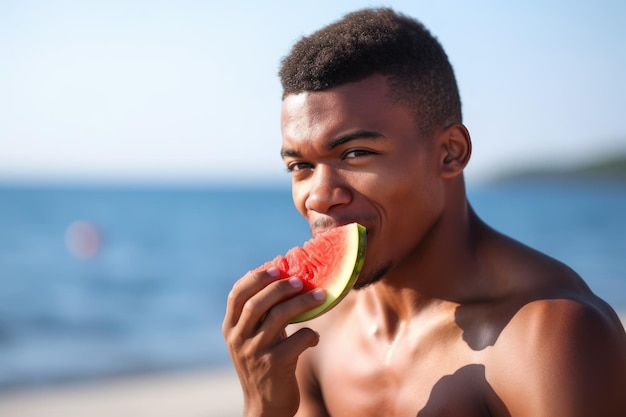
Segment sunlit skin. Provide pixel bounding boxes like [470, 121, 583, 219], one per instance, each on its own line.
[281, 75, 448, 291]
[222, 74, 626, 417]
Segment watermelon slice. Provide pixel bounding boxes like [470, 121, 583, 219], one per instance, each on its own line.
[256, 222, 366, 323]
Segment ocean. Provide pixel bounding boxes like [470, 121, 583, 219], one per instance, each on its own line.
[0, 180, 625, 388]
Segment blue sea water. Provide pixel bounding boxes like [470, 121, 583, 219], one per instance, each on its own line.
[0, 180, 624, 388]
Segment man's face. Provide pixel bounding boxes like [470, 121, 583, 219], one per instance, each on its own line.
[280, 74, 446, 287]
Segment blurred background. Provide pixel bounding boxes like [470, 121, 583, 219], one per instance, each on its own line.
[0, 0, 625, 414]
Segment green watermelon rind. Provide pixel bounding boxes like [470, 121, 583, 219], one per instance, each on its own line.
[290, 223, 367, 323]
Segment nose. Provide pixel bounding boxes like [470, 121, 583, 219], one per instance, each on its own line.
[304, 165, 351, 214]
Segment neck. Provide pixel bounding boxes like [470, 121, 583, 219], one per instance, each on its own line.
[367, 194, 493, 325]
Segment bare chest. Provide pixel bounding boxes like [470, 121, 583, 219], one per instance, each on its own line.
[314, 325, 505, 417]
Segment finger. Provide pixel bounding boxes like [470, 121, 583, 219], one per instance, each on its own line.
[223, 267, 281, 330]
[237, 276, 310, 336]
[271, 327, 320, 364]
[255, 288, 326, 345]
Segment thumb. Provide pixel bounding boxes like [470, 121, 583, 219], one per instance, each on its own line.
[276, 327, 320, 361]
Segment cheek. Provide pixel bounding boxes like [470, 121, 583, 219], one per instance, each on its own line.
[380, 173, 445, 247]
[291, 184, 307, 218]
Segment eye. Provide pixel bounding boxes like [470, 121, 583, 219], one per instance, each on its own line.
[343, 149, 375, 159]
[286, 161, 314, 173]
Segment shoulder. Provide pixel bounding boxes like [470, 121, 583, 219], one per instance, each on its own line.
[487, 297, 626, 416]
[477, 229, 626, 414]
[499, 296, 626, 357]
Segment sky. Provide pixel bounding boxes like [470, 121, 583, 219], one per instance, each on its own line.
[1, 0, 625, 186]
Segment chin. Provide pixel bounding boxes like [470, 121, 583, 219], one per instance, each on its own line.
[353, 262, 391, 290]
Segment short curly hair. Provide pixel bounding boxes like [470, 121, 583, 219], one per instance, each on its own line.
[279, 8, 462, 136]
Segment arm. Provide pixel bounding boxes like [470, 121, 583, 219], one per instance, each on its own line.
[491, 299, 626, 417]
[222, 267, 326, 417]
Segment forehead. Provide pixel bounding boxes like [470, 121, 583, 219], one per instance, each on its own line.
[281, 74, 411, 143]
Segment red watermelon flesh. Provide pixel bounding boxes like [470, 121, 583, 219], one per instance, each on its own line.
[256, 222, 366, 323]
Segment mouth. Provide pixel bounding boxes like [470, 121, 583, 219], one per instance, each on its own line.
[311, 218, 368, 237]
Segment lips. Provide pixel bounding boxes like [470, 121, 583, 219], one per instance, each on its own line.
[310, 217, 368, 237]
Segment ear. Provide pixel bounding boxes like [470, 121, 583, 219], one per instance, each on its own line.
[438, 124, 472, 179]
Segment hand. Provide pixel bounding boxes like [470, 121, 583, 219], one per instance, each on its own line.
[222, 267, 326, 417]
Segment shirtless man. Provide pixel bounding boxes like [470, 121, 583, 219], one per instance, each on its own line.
[223, 8, 626, 417]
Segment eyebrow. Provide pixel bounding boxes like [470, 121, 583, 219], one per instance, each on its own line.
[280, 130, 384, 158]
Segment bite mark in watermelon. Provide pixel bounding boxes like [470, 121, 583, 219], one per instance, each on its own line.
[256, 223, 366, 323]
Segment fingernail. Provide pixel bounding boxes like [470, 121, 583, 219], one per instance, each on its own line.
[312, 289, 326, 301]
[267, 267, 280, 278]
[289, 277, 303, 289]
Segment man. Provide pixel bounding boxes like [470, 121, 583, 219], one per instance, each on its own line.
[223, 8, 626, 417]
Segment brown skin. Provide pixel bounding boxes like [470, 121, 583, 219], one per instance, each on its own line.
[223, 74, 626, 417]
